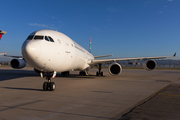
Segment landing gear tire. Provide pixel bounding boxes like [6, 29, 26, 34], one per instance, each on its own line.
[43, 82, 48, 91]
[50, 82, 56, 91]
[96, 64, 103, 76]
[100, 72, 103, 76]
[96, 72, 103, 76]
[42, 72, 57, 91]
[96, 72, 99, 76]
[61, 71, 70, 76]
[43, 82, 56, 91]
[79, 71, 88, 76]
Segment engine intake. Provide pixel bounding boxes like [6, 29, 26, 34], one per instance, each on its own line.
[10, 59, 26, 69]
[143, 59, 156, 71]
[108, 62, 122, 75]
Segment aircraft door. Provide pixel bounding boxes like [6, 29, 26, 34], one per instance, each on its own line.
[65, 42, 71, 53]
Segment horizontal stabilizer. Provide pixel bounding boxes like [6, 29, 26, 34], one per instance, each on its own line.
[0, 30, 7, 35]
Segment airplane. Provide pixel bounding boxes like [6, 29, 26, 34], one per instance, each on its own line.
[0, 30, 7, 59]
[0, 30, 7, 40]
[5, 29, 176, 91]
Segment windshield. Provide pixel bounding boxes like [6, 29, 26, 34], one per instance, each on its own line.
[26, 34, 54, 42]
[26, 35, 34, 40]
[45, 36, 55, 42]
[48, 36, 54, 42]
[34, 36, 44, 40]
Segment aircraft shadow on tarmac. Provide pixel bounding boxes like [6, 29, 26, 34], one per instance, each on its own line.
[56, 74, 101, 79]
[0, 69, 97, 92]
[0, 69, 39, 82]
[0, 69, 98, 82]
[0, 86, 43, 91]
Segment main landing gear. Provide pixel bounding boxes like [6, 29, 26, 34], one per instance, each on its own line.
[43, 72, 56, 91]
[79, 71, 89, 76]
[61, 71, 70, 76]
[96, 64, 103, 76]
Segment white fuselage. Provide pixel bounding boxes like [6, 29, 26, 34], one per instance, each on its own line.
[22, 30, 94, 72]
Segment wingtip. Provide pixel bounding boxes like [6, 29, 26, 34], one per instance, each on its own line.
[173, 52, 176, 57]
[4, 52, 6, 56]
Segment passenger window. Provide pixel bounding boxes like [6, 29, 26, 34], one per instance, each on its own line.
[48, 36, 54, 42]
[26, 35, 34, 40]
[45, 36, 49, 41]
[34, 36, 44, 40]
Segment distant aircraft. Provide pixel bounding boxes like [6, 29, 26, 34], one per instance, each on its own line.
[0, 30, 7, 59]
[0, 30, 7, 40]
[5, 30, 176, 91]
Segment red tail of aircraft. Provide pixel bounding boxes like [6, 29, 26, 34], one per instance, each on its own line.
[0, 30, 7, 40]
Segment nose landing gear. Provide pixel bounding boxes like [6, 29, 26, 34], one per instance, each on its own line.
[43, 81, 55, 91]
[43, 72, 56, 91]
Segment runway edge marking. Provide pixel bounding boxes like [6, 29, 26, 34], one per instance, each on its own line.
[109, 84, 171, 120]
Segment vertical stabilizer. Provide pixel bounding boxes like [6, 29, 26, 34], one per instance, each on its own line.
[89, 37, 92, 53]
[0, 30, 7, 40]
[0, 34, 2, 40]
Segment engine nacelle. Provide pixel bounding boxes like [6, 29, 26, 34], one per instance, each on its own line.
[108, 62, 122, 75]
[143, 59, 157, 71]
[10, 59, 26, 69]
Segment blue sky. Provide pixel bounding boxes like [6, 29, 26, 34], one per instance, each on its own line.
[0, 0, 180, 61]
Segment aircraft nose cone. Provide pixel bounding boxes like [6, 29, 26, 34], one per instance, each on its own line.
[22, 41, 41, 59]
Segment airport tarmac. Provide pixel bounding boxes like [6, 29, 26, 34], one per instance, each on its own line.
[118, 84, 180, 120]
[0, 67, 180, 120]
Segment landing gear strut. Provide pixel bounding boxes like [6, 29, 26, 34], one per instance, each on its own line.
[96, 64, 103, 76]
[43, 72, 56, 91]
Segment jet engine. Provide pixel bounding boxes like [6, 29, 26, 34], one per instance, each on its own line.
[108, 62, 122, 75]
[10, 59, 26, 69]
[143, 59, 157, 71]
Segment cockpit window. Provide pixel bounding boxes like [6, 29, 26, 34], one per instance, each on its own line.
[34, 36, 44, 40]
[45, 36, 54, 42]
[26, 35, 34, 40]
[45, 36, 49, 41]
[48, 36, 54, 42]
[26, 34, 55, 42]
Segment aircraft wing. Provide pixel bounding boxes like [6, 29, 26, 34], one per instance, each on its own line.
[4, 52, 22, 58]
[94, 55, 112, 58]
[0, 53, 4, 55]
[89, 53, 176, 65]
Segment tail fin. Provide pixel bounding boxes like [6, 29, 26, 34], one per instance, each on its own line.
[4, 52, 7, 56]
[0, 34, 2, 40]
[0, 30, 7, 40]
[89, 37, 92, 53]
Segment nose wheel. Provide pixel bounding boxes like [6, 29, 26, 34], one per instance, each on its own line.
[43, 72, 56, 91]
[43, 81, 56, 91]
